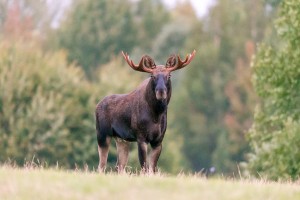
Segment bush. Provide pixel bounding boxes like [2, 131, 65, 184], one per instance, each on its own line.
[0, 41, 98, 168]
[245, 0, 300, 180]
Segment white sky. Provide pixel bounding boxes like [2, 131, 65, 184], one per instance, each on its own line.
[56, 0, 216, 17]
[49, 0, 216, 27]
[162, 0, 216, 17]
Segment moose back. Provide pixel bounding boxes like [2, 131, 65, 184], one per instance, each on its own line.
[95, 50, 195, 173]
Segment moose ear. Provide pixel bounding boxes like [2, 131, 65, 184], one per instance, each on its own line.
[166, 54, 177, 67]
[142, 55, 156, 69]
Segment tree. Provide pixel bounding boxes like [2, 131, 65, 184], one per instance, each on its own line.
[171, 0, 273, 173]
[150, 1, 196, 64]
[133, 0, 170, 53]
[0, 0, 56, 39]
[0, 41, 98, 168]
[56, 0, 171, 78]
[246, 0, 300, 180]
[57, 0, 137, 77]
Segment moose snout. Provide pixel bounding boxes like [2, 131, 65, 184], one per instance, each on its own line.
[155, 87, 167, 100]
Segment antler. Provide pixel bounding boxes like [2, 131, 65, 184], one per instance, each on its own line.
[122, 51, 155, 73]
[166, 50, 196, 72]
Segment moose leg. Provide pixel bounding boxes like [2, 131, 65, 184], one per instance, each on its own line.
[149, 143, 162, 173]
[97, 136, 111, 173]
[115, 138, 130, 173]
[137, 141, 148, 172]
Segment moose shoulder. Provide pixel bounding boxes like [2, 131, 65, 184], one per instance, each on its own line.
[95, 50, 196, 173]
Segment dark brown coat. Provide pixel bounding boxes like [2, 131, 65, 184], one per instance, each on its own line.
[96, 51, 195, 173]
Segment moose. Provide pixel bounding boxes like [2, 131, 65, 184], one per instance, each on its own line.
[95, 50, 196, 173]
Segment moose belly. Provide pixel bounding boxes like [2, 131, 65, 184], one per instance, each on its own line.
[111, 121, 137, 141]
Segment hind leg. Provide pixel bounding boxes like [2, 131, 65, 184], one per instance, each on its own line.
[115, 138, 130, 173]
[97, 132, 111, 173]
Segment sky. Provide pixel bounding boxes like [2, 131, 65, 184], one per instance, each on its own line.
[162, 0, 216, 17]
[49, 0, 216, 27]
[56, 0, 216, 18]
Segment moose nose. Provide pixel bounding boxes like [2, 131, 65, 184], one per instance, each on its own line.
[155, 87, 167, 100]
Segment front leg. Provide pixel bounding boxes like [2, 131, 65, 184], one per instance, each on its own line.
[149, 143, 162, 173]
[137, 141, 148, 172]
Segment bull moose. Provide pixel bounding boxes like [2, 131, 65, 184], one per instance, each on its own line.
[95, 50, 196, 173]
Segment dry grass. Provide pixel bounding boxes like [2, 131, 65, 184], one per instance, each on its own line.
[0, 165, 299, 200]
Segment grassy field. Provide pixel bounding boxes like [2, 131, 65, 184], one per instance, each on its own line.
[0, 166, 299, 200]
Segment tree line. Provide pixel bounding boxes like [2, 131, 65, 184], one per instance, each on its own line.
[1, 0, 299, 180]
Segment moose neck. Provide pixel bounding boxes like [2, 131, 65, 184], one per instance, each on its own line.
[145, 78, 171, 116]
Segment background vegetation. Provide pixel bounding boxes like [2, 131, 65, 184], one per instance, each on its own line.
[245, 0, 300, 180]
[0, 0, 299, 180]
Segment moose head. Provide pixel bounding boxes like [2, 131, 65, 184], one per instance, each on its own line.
[122, 50, 196, 101]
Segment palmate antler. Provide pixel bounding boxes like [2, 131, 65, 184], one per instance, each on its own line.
[122, 51, 156, 73]
[165, 50, 196, 72]
[122, 50, 196, 73]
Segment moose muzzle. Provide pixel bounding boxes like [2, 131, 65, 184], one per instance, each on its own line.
[155, 87, 167, 100]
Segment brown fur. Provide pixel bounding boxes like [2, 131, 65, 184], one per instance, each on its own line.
[95, 51, 195, 173]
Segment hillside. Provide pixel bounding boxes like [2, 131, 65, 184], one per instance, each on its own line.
[0, 167, 299, 200]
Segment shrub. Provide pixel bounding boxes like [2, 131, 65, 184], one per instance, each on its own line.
[245, 0, 300, 180]
[0, 41, 98, 168]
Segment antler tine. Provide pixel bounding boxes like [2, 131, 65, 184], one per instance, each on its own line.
[167, 50, 196, 72]
[122, 51, 137, 68]
[121, 51, 154, 73]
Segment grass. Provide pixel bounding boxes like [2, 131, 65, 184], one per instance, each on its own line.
[0, 166, 299, 200]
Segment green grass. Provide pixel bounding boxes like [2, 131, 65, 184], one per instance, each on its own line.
[0, 166, 299, 200]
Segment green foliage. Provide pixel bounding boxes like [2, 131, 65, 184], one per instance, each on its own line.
[171, 0, 273, 173]
[171, 43, 223, 171]
[265, 0, 283, 7]
[57, 0, 137, 76]
[246, 0, 300, 180]
[150, 2, 196, 63]
[95, 57, 145, 95]
[0, 41, 98, 168]
[134, 0, 170, 52]
[57, 0, 169, 77]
